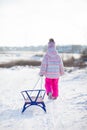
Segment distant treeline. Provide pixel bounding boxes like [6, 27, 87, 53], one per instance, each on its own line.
[0, 45, 87, 53]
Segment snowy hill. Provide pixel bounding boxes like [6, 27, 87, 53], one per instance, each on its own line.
[0, 66, 87, 130]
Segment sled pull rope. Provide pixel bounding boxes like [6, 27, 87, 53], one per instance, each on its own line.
[30, 77, 43, 95]
[32, 76, 41, 90]
[40, 77, 43, 96]
[40, 77, 43, 90]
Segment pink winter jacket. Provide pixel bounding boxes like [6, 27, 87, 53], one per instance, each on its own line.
[39, 47, 64, 79]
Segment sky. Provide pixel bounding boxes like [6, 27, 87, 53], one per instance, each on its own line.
[0, 0, 87, 46]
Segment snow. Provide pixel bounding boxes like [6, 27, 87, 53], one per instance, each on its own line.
[0, 51, 42, 63]
[0, 51, 81, 63]
[0, 66, 87, 130]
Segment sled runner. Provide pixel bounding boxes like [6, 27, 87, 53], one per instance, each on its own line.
[21, 77, 46, 113]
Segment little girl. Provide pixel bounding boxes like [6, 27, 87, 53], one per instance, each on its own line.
[39, 38, 64, 100]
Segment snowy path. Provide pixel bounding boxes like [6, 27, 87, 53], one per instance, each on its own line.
[0, 67, 87, 130]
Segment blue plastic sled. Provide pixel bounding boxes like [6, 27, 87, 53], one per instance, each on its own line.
[21, 89, 46, 113]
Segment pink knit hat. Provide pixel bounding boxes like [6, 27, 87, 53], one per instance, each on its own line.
[48, 38, 55, 48]
[46, 38, 58, 55]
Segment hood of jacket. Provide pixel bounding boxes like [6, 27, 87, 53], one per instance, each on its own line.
[46, 41, 58, 57]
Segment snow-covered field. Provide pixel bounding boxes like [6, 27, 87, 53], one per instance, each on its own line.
[0, 52, 43, 63]
[0, 66, 87, 130]
[0, 51, 81, 63]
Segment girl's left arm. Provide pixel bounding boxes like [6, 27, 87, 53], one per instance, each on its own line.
[39, 55, 47, 76]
